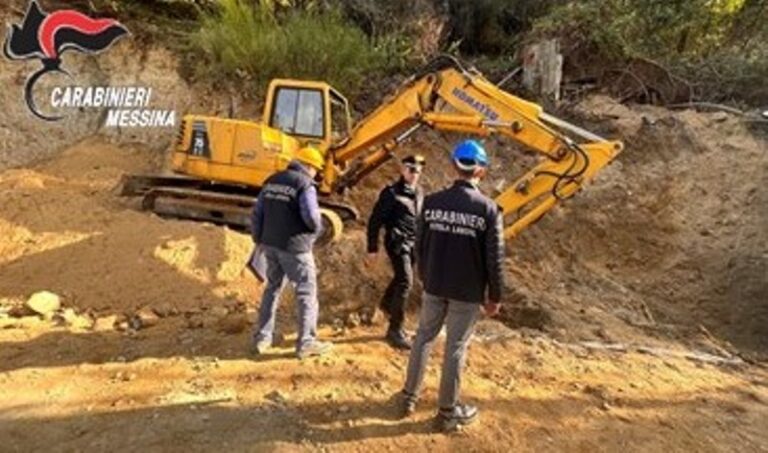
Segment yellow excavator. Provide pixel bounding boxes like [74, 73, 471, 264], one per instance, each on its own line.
[121, 56, 623, 241]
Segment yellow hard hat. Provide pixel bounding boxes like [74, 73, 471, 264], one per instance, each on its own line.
[295, 145, 325, 171]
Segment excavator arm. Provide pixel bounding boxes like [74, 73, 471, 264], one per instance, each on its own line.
[328, 57, 623, 238]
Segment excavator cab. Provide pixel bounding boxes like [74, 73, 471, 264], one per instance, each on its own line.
[159, 79, 353, 197]
[263, 79, 352, 150]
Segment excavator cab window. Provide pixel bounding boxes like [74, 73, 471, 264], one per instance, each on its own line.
[270, 87, 325, 138]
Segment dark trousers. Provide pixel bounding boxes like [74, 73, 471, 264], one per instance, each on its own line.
[380, 245, 413, 332]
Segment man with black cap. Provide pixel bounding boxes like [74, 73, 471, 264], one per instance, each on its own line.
[366, 154, 426, 350]
[397, 140, 505, 432]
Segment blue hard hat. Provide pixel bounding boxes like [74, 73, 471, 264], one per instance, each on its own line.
[452, 140, 488, 170]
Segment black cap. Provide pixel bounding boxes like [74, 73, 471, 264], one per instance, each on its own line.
[402, 154, 426, 166]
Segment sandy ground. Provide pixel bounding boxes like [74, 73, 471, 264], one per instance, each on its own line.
[0, 318, 767, 452]
[0, 100, 767, 451]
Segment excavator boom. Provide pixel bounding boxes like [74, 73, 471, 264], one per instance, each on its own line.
[327, 56, 623, 238]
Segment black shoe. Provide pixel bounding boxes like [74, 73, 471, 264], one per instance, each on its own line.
[435, 404, 478, 432]
[396, 390, 417, 418]
[385, 329, 412, 350]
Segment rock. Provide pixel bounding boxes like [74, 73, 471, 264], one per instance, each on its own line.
[7, 305, 33, 318]
[223, 299, 245, 313]
[344, 312, 361, 329]
[338, 405, 350, 414]
[25, 291, 61, 317]
[209, 306, 229, 319]
[711, 111, 729, 122]
[186, 314, 205, 329]
[92, 315, 119, 331]
[131, 307, 160, 330]
[265, 390, 287, 404]
[112, 371, 136, 382]
[152, 303, 179, 318]
[57, 308, 93, 330]
[6, 316, 44, 328]
[359, 306, 380, 326]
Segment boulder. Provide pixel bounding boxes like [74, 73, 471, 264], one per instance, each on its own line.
[25, 291, 61, 317]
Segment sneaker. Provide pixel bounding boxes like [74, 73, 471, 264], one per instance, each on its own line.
[249, 339, 272, 356]
[385, 329, 412, 350]
[296, 340, 333, 359]
[435, 404, 478, 432]
[396, 390, 417, 418]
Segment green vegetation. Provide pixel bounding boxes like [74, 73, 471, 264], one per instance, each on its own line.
[534, 0, 758, 58]
[189, 0, 394, 96]
[439, 0, 767, 103]
[532, 0, 768, 103]
[83, 0, 766, 105]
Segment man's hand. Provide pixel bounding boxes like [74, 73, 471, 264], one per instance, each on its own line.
[364, 252, 380, 268]
[483, 302, 501, 317]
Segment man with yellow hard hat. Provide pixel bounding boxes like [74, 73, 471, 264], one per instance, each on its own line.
[249, 145, 332, 359]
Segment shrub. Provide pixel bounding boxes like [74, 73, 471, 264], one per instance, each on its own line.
[190, 0, 388, 97]
[531, 0, 768, 104]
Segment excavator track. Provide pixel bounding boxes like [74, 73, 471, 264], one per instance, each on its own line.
[142, 187, 253, 228]
[119, 174, 358, 243]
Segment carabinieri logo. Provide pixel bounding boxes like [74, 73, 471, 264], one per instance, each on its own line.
[4, 0, 128, 121]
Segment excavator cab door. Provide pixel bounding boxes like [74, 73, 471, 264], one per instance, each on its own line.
[329, 89, 352, 147]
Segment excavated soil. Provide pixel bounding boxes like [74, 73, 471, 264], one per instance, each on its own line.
[0, 97, 766, 451]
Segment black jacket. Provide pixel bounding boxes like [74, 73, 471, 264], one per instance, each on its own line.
[417, 180, 505, 303]
[252, 162, 320, 253]
[367, 178, 423, 254]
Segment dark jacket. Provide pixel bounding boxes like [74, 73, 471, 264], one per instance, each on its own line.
[417, 180, 505, 303]
[367, 178, 423, 255]
[251, 161, 322, 253]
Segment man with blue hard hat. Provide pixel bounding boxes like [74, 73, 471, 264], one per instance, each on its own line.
[397, 139, 506, 432]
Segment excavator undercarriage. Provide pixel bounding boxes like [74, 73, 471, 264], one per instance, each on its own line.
[120, 174, 355, 243]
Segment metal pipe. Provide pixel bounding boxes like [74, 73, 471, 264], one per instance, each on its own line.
[540, 112, 607, 143]
[395, 123, 422, 144]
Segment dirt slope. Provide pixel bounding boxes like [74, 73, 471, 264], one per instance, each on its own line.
[343, 97, 768, 356]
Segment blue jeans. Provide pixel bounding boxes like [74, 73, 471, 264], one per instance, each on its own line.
[252, 245, 319, 352]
